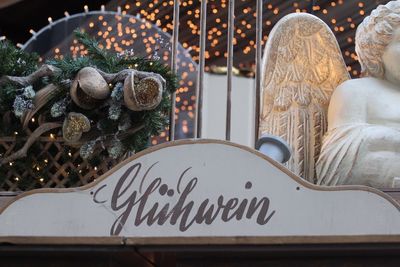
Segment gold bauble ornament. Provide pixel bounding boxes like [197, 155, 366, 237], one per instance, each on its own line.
[62, 112, 91, 142]
[123, 71, 163, 111]
[70, 67, 110, 109]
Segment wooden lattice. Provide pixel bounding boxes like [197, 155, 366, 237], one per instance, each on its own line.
[0, 135, 120, 192]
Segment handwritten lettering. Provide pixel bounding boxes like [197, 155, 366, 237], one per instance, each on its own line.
[95, 162, 276, 236]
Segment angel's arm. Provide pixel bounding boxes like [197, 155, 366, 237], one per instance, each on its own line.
[327, 79, 368, 130]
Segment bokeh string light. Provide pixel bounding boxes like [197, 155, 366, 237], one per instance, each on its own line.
[105, 0, 390, 77]
[22, 1, 390, 143]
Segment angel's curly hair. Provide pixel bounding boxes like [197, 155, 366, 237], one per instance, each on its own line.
[356, 1, 400, 78]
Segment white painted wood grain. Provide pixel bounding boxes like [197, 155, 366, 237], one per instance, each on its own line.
[0, 141, 399, 237]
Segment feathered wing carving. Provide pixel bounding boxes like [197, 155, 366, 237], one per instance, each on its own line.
[260, 13, 350, 183]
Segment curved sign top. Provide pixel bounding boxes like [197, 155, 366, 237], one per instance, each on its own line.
[0, 140, 399, 237]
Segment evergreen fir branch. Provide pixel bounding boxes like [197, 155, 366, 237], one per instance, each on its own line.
[0, 83, 17, 113]
[0, 40, 39, 77]
[74, 29, 118, 72]
[47, 56, 91, 83]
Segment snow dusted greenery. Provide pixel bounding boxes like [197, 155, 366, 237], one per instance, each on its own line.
[50, 98, 68, 118]
[13, 95, 33, 118]
[22, 85, 35, 99]
[79, 140, 97, 159]
[107, 139, 125, 159]
[108, 82, 124, 120]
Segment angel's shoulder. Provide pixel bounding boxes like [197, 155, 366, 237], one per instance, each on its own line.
[327, 78, 373, 126]
[332, 77, 374, 100]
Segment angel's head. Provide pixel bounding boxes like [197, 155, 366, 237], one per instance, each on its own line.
[356, 1, 400, 79]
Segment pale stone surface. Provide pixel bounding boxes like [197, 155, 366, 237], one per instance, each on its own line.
[260, 13, 349, 183]
[316, 1, 400, 188]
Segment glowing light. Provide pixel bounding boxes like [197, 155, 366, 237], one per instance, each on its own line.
[30, 1, 366, 147]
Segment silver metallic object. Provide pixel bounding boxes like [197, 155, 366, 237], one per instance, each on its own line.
[226, 0, 235, 141]
[254, 0, 263, 145]
[169, 0, 180, 141]
[194, 0, 207, 138]
[256, 134, 291, 164]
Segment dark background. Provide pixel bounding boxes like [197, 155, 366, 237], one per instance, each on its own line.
[0, 0, 392, 75]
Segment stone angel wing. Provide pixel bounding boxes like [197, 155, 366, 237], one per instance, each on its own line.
[260, 13, 350, 183]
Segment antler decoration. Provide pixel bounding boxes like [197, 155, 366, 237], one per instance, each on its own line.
[0, 64, 60, 87]
[0, 122, 62, 166]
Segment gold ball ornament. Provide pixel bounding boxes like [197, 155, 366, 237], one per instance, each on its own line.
[123, 72, 163, 111]
[62, 112, 91, 143]
[70, 67, 110, 109]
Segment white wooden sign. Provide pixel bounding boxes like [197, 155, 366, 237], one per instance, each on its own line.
[0, 140, 400, 237]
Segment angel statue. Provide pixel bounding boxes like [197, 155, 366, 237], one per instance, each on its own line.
[260, 12, 349, 184]
[261, 0, 400, 189]
[316, 1, 400, 188]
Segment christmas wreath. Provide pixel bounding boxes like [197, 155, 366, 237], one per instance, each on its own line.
[0, 30, 177, 188]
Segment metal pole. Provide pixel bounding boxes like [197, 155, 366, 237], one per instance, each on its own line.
[254, 0, 263, 146]
[194, 0, 207, 139]
[310, 0, 316, 14]
[169, 0, 180, 141]
[226, 0, 235, 141]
